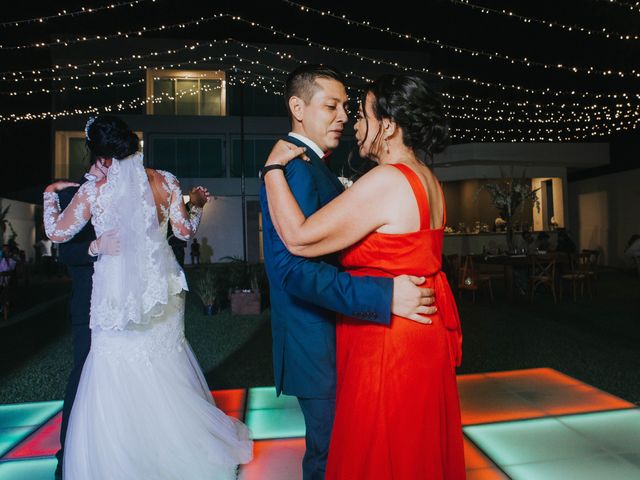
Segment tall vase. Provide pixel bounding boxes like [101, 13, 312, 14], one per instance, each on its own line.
[506, 221, 515, 253]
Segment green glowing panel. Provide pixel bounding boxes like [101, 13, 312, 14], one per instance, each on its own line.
[245, 408, 306, 440]
[464, 417, 605, 466]
[0, 457, 57, 480]
[503, 454, 640, 480]
[247, 387, 300, 411]
[0, 427, 36, 457]
[558, 409, 640, 454]
[0, 402, 62, 429]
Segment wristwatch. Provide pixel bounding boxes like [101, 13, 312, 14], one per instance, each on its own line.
[259, 164, 286, 181]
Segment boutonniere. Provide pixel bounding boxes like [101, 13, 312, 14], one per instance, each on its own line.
[337, 176, 353, 189]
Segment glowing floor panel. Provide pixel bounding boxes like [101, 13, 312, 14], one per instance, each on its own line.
[1, 370, 637, 479]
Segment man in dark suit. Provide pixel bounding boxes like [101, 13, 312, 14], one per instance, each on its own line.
[260, 65, 437, 480]
[53, 174, 98, 479]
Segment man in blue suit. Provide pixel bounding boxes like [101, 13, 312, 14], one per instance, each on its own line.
[260, 65, 437, 480]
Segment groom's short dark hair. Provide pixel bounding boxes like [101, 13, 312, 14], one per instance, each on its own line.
[284, 64, 344, 117]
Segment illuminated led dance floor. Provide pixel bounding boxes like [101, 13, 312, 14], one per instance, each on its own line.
[1, 368, 638, 479]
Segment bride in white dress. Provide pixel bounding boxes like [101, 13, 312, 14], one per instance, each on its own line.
[43, 115, 252, 479]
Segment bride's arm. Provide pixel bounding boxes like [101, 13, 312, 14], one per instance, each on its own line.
[161, 171, 208, 240]
[264, 145, 394, 258]
[43, 181, 93, 243]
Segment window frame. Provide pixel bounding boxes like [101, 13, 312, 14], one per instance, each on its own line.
[145, 69, 227, 116]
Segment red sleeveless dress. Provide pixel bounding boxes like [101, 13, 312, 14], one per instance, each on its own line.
[325, 163, 465, 480]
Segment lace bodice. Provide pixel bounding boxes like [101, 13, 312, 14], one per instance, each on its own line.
[44, 169, 202, 243]
[43, 154, 202, 331]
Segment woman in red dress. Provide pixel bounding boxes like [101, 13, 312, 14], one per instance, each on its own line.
[263, 74, 465, 479]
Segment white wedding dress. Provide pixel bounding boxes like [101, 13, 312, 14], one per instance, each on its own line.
[44, 153, 252, 479]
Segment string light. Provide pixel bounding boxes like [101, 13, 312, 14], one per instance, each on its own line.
[0, 41, 210, 78]
[0, 12, 232, 50]
[0, 78, 146, 96]
[2, 10, 637, 98]
[2, 41, 639, 131]
[599, 0, 640, 14]
[2, 69, 637, 141]
[0, 0, 153, 28]
[284, 0, 640, 78]
[227, 42, 640, 124]
[448, 0, 640, 41]
[224, 14, 640, 97]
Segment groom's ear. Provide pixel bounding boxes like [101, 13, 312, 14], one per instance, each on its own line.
[288, 96, 305, 122]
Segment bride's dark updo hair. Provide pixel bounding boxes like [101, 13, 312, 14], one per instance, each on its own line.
[85, 115, 139, 160]
[362, 75, 450, 162]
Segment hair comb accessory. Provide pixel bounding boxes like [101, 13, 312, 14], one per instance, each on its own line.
[85, 116, 96, 141]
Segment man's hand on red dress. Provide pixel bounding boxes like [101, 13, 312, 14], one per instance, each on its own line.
[392, 275, 437, 324]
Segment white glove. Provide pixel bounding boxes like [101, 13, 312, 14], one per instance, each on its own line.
[89, 229, 121, 256]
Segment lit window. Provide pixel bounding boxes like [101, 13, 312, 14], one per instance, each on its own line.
[146, 69, 226, 116]
[54, 131, 142, 181]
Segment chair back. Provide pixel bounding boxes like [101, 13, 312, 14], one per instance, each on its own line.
[572, 252, 591, 276]
[531, 253, 556, 280]
[458, 255, 479, 290]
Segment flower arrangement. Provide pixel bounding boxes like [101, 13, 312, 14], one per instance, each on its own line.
[476, 170, 541, 250]
[476, 176, 541, 222]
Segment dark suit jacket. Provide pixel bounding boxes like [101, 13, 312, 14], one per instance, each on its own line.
[260, 135, 393, 399]
[57, 185, 96, 324]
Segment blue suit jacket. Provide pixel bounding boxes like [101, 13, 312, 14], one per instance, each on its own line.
[260, 135, 393, 399]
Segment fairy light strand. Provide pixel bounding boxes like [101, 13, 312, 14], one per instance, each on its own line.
[0, 0, 153, 28]
[3, 65, 638, 141]
[448, 0, 640, 41]
[0, 13, 232, 50]
[2, 10, 638, 97]
[224, 14, 640, 97]
[2, 41, 639, 129]
[599, 0, 640, 14]
[283, 0, 640, 78]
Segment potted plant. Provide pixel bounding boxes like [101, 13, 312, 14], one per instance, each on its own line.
[196, 268, 217, 315]
[221, 256, 261, 315]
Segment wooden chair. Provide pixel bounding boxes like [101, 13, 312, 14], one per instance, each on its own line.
[560, 252, 592, 302]
[478, 262, 506, 298]
[458, 255, 494, 303]
[529, 253, 557, 304]
[443, 254, 460, 292]
[581, 249, 600, 288]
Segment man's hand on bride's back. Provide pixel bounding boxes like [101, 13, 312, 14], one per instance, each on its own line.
[392, 275, 436, 324]
[89, 229, 121, 257]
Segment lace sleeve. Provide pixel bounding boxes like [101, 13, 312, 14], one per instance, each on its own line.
[160, 171, 202, 241]
[43, 182, 95, 243]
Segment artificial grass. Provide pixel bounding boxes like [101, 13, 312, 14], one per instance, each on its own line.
[1, 270, 638, 406]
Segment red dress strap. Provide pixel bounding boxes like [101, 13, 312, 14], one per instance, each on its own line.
[390, 163, 430, 230]
[440, 181, 447, 228]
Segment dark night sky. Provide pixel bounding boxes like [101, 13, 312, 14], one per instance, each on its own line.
[1, 0, 639, 196]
